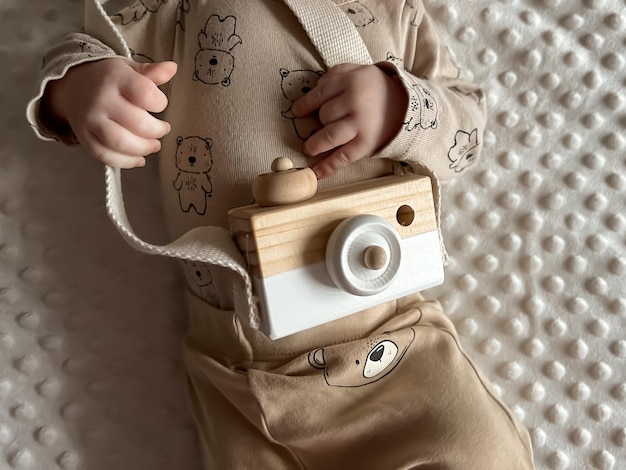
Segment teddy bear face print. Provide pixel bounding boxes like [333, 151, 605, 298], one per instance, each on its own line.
[309, 328, 416, 387]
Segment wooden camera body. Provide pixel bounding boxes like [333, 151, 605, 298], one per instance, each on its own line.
[228, 158, 444, 339]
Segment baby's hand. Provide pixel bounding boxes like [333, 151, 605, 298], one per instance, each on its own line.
[44, 58, 177, 168]
[291, 63, 407, 179]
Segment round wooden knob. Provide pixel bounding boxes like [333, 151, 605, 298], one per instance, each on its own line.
[271, 157, 294, 172]
[252, 157, 317, 206]
[363, 245, 387, 270]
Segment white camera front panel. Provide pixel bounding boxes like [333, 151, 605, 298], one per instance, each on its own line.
[254, 229, 444, 339]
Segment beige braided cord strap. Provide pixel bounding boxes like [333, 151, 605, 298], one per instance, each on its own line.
[104, 166, 260, 327]
[282, 0, 373, 67]
[84, 0, 260, 327]
[90, 0, 378, 329]
[93, 0, 446, 331]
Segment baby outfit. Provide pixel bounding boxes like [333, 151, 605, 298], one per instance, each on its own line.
[27, 0, 535, 468]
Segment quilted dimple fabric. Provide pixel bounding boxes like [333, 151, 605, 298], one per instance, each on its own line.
[2, 0, 625, 469]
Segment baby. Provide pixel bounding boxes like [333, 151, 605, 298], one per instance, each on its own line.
[28, 0, 534, 468]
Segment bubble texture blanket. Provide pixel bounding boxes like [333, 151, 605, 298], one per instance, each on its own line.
[1, 0, 625, 469]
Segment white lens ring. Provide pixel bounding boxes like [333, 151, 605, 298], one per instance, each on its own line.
[326, 215, 402, 296]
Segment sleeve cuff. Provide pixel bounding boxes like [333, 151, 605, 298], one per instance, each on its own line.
[25, 33, 122, 144]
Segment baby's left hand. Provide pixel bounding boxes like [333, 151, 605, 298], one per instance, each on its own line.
[291, 63, 407, 179]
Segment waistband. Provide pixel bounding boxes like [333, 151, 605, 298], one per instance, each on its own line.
[184, 289, 438, 364]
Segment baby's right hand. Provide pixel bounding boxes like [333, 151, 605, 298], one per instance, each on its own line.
[44, 58, 177, 168]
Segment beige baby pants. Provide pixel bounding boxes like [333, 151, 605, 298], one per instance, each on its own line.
[183, 291, 534, 470]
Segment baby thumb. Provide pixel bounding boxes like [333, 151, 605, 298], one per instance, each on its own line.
[132, 61, 178, 86]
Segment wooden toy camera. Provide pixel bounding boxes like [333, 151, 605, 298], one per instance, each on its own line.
[228, 158, 444, 339]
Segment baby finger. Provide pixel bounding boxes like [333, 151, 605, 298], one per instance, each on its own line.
[304, 119, 357, 157]
[88, 119, 161, 158]
[110, 106, 171, 140]
[312, 139, 368, 179]
[83, 135, 148, 169]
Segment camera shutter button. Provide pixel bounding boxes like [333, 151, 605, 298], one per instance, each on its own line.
[271, 156, 294, 172]
[252, 157, 318, 206]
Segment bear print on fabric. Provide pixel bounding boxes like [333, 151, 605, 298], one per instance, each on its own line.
[77, 41, 111, 58]
[181, 260, 220, 307]
[115, 0, 168, 25]
[280, 68, 323, 140]
[194, 15, 242, 86]
[129, 48, 155, 63]
[173, 136, 213, 215]
[448, 129, 480, 173]
[402, 77, 439, 132]
[308, 328, 416, 387]
[338, 1, 377, 27]
[177, 0, 191, 31]
[385, 52, 404, 69]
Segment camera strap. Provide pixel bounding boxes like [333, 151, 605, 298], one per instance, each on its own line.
[282, 0, 373, 67]
[88, 0, 260, 327]
[89, 0, 442, 330]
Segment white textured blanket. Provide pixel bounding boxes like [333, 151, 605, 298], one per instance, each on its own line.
[1, 0, 624, 468]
